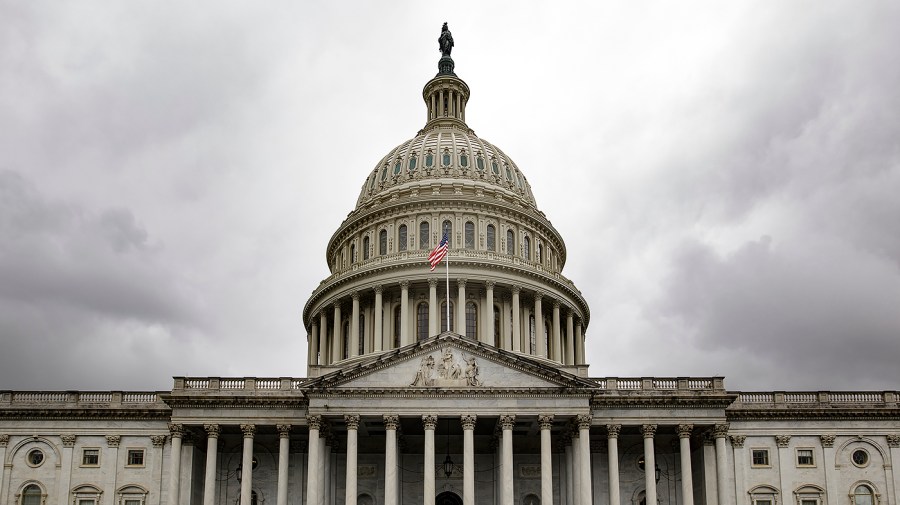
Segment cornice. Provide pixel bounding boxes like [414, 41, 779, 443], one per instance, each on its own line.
[591, 394, 737, 409]
[0, 408, 172, 421]
[726, 408, 900, 421]
[308, 388, 593, 399]
[160, 394, 307, 409]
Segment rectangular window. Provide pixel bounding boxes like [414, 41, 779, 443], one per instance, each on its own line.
[126, 449, 145, 467]
[78, 500, 96, 505]
[800, 500, 818, 505]
[797, 448, 815, 466]
[81, 448, 100, 466]
[751, 448, 770, 466]
[753, 500, 772, 505]
[124, 501, 142, 505]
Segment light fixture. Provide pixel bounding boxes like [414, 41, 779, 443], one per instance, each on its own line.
[442, 417, 454, 477]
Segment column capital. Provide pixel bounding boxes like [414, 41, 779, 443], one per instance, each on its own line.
[677, 424, 693, 438]
[0, 434, 8, 447]
[820, 434, 836, 447]
[774, 434, 791, 448]
[428, 278, 439, 287]
[106, 435, 121, 447]
[887, 435, 900, 448]
[456, 278, 467, 287]
[538, 414, 554, 430]
[461, 414, 477, 430]
[374, 284, 383, 294]
[422, 415, 438, 430]
[61, 434, 76, 447]
[204, 424, 221, 438]
[241, 424, 257, 438]
[641, 424, 657, 439]
[606, 424, 621, 439]
[485, 280, 496, 289]
[400, 280, 410, 289]
[553, 300, 561, 309]
[168, 423, 185, 438]
[730, 435, 746, 448]
[576, 414, 592, 430]
[383, 414, 400, 430]
[306, 415, 323, 430]
[151, 435, 167, 447]
[277, 424, 292, 438]
[344, 415, 360, 430]
[351, 291, 360, 301]
[534, 291, 543, 301]
[713, 423, 730, 439]
[511, 285, 521, 295]
[333, 300, 341, 309]
[500, 415, 516, 430]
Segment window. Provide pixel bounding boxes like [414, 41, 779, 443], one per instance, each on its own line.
[440, 301, 455, 332]
[82, 448, 100, 466]
[749, 486, 779, 505]
[420, 222, 430, 250]
[379, 230, 387, 255]
[796, 448, 815, 466]
[465, 302, 477, 339]
[342, 321, 349, 359]
[369, 173, 378, 190]
[852, 485, 875, 505]
[393, 306, 401, 348]
[359, 316, 365, 355]
[476, 157, 485, 171]
[398, 225, 407, 252]
[408, 156, 417, 172]
[493, 306, 501, 347]
[350, 243, 356, 264]
[491, 159, 499, 175]
[442, 220, 452, 247]
[528, 315, 536, 354]
[794, 485, 825, 505]
[21, 484, 42, 505]
[126, 449, 144, 467]
[505, 165, 513, 181]
[26, 449, 44, 467]
[425, 152, 434, 168]
[393, 160, 402, 175]
[752, 449, 770, 467]
[536, 244, 542, 264]
[380, 166, 388, 181]
[459, 153, 468, 167]
[464, 221, 475, 249]
[486, 225, 496, 251]
[523, 236, 531, 260]
[417, 303, 429, 341]
[442, 151, 451, 166]
[852, 449, 870, 467]
[73, 485, 102, 505]
[506, 230, 514, 255]
[363, 236, 370, 260]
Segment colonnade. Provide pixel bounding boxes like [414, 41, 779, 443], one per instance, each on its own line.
[308, 280, 586, 368]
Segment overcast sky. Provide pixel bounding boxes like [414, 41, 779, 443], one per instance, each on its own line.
[1, 2, 899, 392]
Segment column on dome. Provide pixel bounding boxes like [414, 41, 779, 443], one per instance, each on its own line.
[351, 292, 360, 358]
[457, 279, 466, 336]
[309, 324, 319, 366]
[552, 302, 561, 361]
[607, 424, 621, 505]
[423, 415, 437, 505]
[240, 424, 256, 505]
[714, 424, 730, 505]
[462, 415, 477, 505]
[332, 302, 342, 362]
[384, 415, 400, 505]
[538, 415, 554, 505]
[534, 292, 545, 358]
[203, 425, 220, 505]
[577, 415, 592, 505]
[485, 281, 495, 345]
[276, 425, 291, 505]
[678, 424, 694, 505]
[400, 281, 410, 346]
[167, 423, 184, 505]
[575, 322, 584, 364]
[511, 286, 521, 352]
[374, 286, 383, 352]
[319, 311, 329, 365]
[565, 311, 575, 365]
[429, 279, 438, 336]
[500, 415, 516, 505]
[345, 416, 360, 505]
[642, 424, 657, 505]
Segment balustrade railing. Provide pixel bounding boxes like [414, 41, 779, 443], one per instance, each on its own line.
[172, 377, 304, 392]
[737, 391, 895, 406]
[591, 377, 724, 392]
[4, 391, 164, 407]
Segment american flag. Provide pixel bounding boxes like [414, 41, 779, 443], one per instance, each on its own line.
[428, 232, 449, 270]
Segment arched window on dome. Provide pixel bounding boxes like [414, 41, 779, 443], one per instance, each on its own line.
[464, 221, 475, 249]
[393, 160, 402, 176]
[398, 225, 408, 252]
[342, 320, 350, 360]
[442, 150, 452, 167]
[21, 484, 43, 505]
[506, 230, 515, 255]
[459, 152, 468, 168]
[441, 301, 455, 333]
[350, 243, 356, 264]
[523, 236, 531, 260]
[442, 220, 453, 247]
[379, 230, 387, 256]
[486, 225, 496, 251]
[408, 156, 417, 172]
[417, 303, 429, 341]
[493, 305, 501, 347]
[465, 301, 478, 339]
[852, 484, 876, 505]
[380, 166, 388, 181]
[363, 236, 370, 260]
[393, 306, 401, 349]
[491, 159, 500, 175]
[476, 156, 485, 171]
[420, 222, 430, 250]
[536, 244, 542, 264]
[369, 173, 378, 191]
[505, 165, 513, 182]
[425, 151, 434, 168]
[528, 315, 536, 354]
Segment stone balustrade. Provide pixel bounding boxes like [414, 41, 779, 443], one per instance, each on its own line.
[0, 390, 165, 407]
[735, 390, 898, 406]
[593, 377, 725, 392]
[172, 377, 307, 392]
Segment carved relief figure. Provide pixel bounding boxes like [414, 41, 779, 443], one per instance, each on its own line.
[410, 355, 436, 386]
[438, 347, 462, 379]
[464, 356, 482, 386]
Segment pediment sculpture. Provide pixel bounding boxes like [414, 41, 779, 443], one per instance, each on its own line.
[411, 347, 482, 387]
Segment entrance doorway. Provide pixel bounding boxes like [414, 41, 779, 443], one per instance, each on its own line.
[436, 491, 463, 505]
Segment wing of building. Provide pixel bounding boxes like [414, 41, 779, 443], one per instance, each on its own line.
[2, 26, 898, 505]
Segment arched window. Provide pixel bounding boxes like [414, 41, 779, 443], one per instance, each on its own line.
[393, 306, 401, 348]
[486, 225, 496, 251]
[523, 236, 531, 260]
[544, 322, 551, 357]
[359, 315, 365, 355]
[536, 244, 542, 264]
[442, 220, 453, 246]
[506, 230, 514, 255]
[476, 156, 485, 171]
[440, 301, 455, 332]
[379, 230, 387, 255]
[393, 160, 402, 175]
[343, 321, 350, 359]
[425, 151, 434, 168]
[853, 485, 875, 505]
[350, 243, 356, 263]
[464, 221, 475, 249]
[398, 224, 408, 252]
[493, 305, 501, 347]
[21, 485, 42, 505]
[363, 236, 370, 260]
[459, 153, 469, 167]
[465, 301, 478, 339]
[442, 150, 452, 167]
[408, 156, 417, 172]
[417, 303, 429, 341]
[528, 315, 536, 354]
[420, 222, 430, 250]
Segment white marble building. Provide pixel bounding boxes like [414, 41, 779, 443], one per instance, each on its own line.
[1, 28, 898, 505]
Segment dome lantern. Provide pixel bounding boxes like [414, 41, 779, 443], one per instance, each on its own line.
[423, 23, 470, 130]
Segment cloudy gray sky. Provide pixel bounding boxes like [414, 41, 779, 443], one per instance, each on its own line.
[1, 2, 899, 392]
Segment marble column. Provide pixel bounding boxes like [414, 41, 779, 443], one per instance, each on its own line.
[318, 430, 327, 505]
[606, 425, 621, 505]
[457, 279, 467, 336]
[345, 416, 360, 505]
[0, 435, 9, 504]
[730, 435, 747, 505]
[429, 279, 438, 336]
[275, 425, 291, 505]
[642, 424, 657, 505]
[384, 415, 400, 505]
[333, 302, 342, 362]
[374, 286, 383, 351]
[577, 415, 592, 505]
[400, 281, 410, 346]
[565, 311, 575, 365]
[58, 435, 75, 505]
[240, 425, 256, 505]
[310, 324, 319, 366]
[774, 434, 790, 505]
[571, 429, 581, 505]
[552, 302, 561, 361]
[168, 423, 184, 505]
[539, 415, 554, 505]
[324, 435, 332, 505]
[575, 322, 584, 364]
[485, 281, 495, 345]
[500, 415, 516, 505]
[511, 286, 522, 352]
[203, 425, 220, 505]
[350, 292, 360, 357]
[715, 424, 730, 505]
[307, 416, 322, 505]
[319, 311, 329, 365]
[423, 415, 437, 505]
[564, 436, 574, 505]
[462, 415, 477, 505]
[534, 292, 545, 357]
[820, 435, 838, 505]
[677, 424, 694, 505]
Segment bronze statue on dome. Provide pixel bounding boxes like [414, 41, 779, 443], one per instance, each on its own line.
[439, 22, 454, 57]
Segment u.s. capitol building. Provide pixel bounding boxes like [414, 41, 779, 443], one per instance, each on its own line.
[2, 26, 898, 505]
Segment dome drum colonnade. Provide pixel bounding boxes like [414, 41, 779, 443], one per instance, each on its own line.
[303, 43, 589, 376]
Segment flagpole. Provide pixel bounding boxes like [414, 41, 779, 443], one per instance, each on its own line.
[445, 242, 450, 333]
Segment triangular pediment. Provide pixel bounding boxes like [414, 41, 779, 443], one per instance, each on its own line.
[307, 333, 595, 391]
